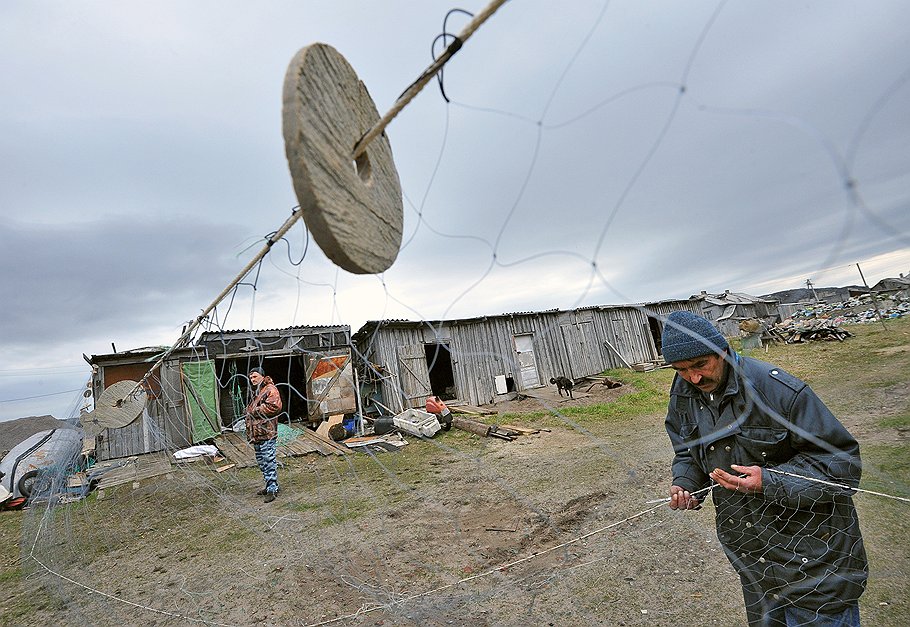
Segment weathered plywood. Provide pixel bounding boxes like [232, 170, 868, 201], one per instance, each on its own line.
[213, 431, 334, 468]
[310, 350, 357, 417]
[397, 343, 432, 408]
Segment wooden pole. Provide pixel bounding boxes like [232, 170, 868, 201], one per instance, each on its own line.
[120, 209, 306, 402]
[856, 263, 888, 331]
[602, 339, 633, 369]
[452, 415, 492, 437]
[351, 0, 509, 159]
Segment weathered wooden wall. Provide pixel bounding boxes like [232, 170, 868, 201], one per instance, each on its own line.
[92, 350, 197, 461]
[91, 326, 354, 461]
[355, 301, 705, 409]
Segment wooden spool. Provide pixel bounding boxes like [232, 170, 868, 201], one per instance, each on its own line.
[84, 380, 147, 434]
[282, 43, 403, 274]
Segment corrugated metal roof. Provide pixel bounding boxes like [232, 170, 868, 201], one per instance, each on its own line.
[693, 291, 776, 305]
[200, 324, 349, 335]
[89, 346, 170, 361]
[353, 298, 697, 339]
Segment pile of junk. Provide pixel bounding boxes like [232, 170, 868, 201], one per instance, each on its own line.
[356, 396, 536, 445]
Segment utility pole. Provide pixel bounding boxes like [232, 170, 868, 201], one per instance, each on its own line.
[805, 279, 820, 304]
[856, 263, 887, 331]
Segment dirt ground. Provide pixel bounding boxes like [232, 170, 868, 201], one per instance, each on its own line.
[5, 321, 910, 626]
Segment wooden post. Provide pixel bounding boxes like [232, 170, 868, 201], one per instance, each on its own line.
[856, 263, 888, 331]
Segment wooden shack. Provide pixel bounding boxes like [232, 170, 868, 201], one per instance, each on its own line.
[692, 291, 780, 337]
[87, 346, 207, 461]
[86, 325, 358, 461]
[195, 325, 357, 430]
[872, 276, 910, 299]
[353, 301, 701, 411]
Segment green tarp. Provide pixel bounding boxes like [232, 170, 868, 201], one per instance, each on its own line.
[181, 360, 220, 443]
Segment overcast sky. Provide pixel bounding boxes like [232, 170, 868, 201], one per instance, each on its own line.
[2, 0, 909, 422]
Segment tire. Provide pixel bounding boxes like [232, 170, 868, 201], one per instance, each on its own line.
[17, 469, 41, 498]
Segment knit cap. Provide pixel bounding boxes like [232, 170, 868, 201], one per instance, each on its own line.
[661, 311, 729, 363]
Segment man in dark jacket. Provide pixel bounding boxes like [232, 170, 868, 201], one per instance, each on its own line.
[662, 311, 866, 626]
[245, 367, 283, 503]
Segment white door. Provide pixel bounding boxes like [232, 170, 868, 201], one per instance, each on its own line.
[513, 334, 540, 388]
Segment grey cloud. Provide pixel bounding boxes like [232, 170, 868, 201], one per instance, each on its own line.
[0, 217, 249, 349]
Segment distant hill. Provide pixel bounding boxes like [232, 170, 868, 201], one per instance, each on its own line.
[761, 285, 864, 304]
[0, 415, 77, 456]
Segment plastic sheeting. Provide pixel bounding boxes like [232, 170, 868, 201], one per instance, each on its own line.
[181, 361, 220, 443]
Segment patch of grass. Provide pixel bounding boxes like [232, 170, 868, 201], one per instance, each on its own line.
[563, 390, 666, 423]
[861, 443, 910, 496]
[559, 369, 672, 428]
[497, 368, 675, 429]
[495, 410, 555, 427]
[288, 501, 323, 513]
[319, 496, 373, 526]
[737, 317, 910, 422]
[0, 588, 66, 627]
[762, 316, 910, 382]
[878, 412, 910, 430]
[0, 510, 69, 626]
[288, 495, 374, 527]
[856, 442, 910, 626]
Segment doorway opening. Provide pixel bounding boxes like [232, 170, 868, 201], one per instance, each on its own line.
[647, 316, 663, 357]
[424, 342, 457, 400]
[213, 355, 309, 428]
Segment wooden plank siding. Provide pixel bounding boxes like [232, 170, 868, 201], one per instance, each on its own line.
[89, 326, 357, 462]
[92, 349, 199, 461]
[353, 300, 704, 409]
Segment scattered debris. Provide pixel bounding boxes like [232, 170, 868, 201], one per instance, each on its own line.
[581, 376, 623, 392]
[88, 452, 173, 491]
[343, 432, 408, 453]
[392, 408, 442, 437]
[214, 427, 345, 468]
[425, 396, 453, 431]
[787, 295, 909, 324]
[173, 445, 219, 460]
[499, 424, 550, 435]
[448, 403, 496, 416]
[450, 417, 525, 441]
[773, 318, 854, 343]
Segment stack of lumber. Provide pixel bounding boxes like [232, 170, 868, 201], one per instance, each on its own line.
[774, 319, 853, 343]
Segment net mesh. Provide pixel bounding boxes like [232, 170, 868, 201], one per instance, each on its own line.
[14, 2, 910, 626]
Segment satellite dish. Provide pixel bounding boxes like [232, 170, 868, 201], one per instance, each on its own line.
[85, 380, 147, 430]
[282, 43, 403, 275]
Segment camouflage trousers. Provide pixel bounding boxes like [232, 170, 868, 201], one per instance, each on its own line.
[253, 438, 279, 494]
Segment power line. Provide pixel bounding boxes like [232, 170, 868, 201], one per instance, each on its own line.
[0, 366, 86, 375]
[0, 388, 84, 403]
[0, 371, 88, 378]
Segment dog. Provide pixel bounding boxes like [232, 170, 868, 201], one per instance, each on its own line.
[550, 376, 574, 399]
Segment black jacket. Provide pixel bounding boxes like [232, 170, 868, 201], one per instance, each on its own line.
[665, 353, 867, 620]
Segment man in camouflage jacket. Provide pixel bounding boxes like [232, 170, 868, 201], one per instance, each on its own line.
[246, 367, 283, 502]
